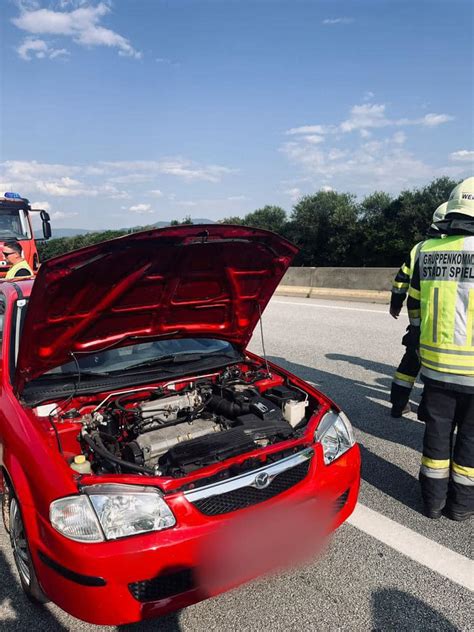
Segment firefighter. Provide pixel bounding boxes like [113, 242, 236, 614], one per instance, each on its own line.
[407, 177, 474, 520]
[389, 202, 448, 417]
[3, 240, 33, 279]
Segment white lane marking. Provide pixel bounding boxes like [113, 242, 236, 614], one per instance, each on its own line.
[271, 299, 408, 316]
[348, 503, 474, 591]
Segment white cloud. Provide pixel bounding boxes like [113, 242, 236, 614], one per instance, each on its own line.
[30, 200, 51, 211]
[17, 37, 69, 60]
[108, 173, 155, 184]
[449, 150, 474, 163]
[22, 42, 45, 59]
[328, 148, 348, 161]
[49, 46, 69, 58]
[363, 91, 375, 101]
[340, 103, 390, 133]
[303, 135, 325, 145]
[0, 161, 133, 201]
[321, 185, 333, 192]
[280, 103, 464, 193]
[100, 183, 129, 199]
[14, 1, 42, 10]
[227, 195, 247, 201]
[36, 176, 93, 196]
[29, 204, 78, 224]
[2, 160, 77, 181]
[129, 203, 153, 214]
[100, 159, 235, 183]
[322, 17, 354, 25]
[286, 125, 329, 136]
[12, 2, 141, 59]
[51, 210, 79, 220]
[156, 57, 180, 66]
[393, 131, 406, 145]
[289, 103, 454, 140]
[0, 157, 233, 204]
[158, 160, 234, 182]
[281, 136, 437, 191]
[421, 113, 454, 127]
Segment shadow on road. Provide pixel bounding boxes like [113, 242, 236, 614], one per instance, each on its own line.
[268, 354, 425, 513]
[371, 588, 461, 631]
[118, 611, 182, 632]
[360, 446, 422, 512]
[325, 351, 423, 413]
[269, 353, 424, 451]
[0, 548, 67, 631]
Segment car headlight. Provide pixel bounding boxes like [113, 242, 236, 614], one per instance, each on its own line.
[314, 410, 355, 465]
[50, 484, 176, 542]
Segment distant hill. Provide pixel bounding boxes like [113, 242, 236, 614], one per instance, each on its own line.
[49, 228, 92, 238]
[39, 218, 216, 239]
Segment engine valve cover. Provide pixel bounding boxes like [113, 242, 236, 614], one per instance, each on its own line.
[125, 418, 221, 465]
[139, 390, 203, 422]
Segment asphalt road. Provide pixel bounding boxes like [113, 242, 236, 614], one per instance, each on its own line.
[0, 296, 472, 631]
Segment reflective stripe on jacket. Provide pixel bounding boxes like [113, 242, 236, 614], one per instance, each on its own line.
[407, 235, 474, 388]
[5, 260, 33, 279]
[391, 242, 424, 309]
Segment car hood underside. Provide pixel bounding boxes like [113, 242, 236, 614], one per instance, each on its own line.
[15, 225, 297, 391]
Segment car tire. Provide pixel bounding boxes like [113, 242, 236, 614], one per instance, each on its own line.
[9, 495, 48, 604]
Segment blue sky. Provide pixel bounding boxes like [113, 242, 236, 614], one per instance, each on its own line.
[1, 0, 473, 230]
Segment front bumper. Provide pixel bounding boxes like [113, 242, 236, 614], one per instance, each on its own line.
[31, 445, 360, 625]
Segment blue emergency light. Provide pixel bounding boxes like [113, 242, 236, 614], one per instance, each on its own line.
[4, 192, 22, 199]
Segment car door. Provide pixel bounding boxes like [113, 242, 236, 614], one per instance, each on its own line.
[0, 291, 7, 492]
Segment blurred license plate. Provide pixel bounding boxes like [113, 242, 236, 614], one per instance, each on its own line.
[196, 497, 331, 594]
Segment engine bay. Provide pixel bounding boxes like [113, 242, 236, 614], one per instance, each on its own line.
[43, 365, 315, 478]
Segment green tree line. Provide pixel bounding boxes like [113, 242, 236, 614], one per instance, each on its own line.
[38, 177, 457, 267]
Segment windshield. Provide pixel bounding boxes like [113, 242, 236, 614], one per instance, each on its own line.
[0, 209, 31, 240]
[43, 338, 241, 377]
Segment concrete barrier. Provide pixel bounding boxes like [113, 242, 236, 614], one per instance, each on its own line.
[276, 267, 398, 303]
[281, 267, 315, 287]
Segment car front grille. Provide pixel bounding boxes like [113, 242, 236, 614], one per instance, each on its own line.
[191, 458, 311, 516]
[129, 568, 195, 602]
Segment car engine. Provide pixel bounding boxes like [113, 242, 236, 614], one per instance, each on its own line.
[79, 373, 308, 476]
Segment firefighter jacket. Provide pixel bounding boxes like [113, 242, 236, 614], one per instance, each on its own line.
[407, 220, 474, 392]
[5, 260, 33, 279]
[391, 242, 422, 311]
[390, 227, 444, 311]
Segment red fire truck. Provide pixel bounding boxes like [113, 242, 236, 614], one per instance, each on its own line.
[0, 192, 52, 278]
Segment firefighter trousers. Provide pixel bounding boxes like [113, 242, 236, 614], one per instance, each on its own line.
[418, 384, 474, 514]
[390, 330, 420, 410]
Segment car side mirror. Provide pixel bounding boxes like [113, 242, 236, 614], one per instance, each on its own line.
[42, 220, 52, 240]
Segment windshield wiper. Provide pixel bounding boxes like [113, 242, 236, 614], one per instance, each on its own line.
[39, 370, 113, 380]
[123, 351, 238, 372]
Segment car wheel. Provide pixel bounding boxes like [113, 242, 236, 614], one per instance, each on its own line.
[2, 480, 11, 532]
[9, 496, 48, 604]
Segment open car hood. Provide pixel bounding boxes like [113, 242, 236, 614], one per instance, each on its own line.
[15, 225, 297, 390]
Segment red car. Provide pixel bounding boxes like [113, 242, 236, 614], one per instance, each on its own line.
[0, 225, 360, 625]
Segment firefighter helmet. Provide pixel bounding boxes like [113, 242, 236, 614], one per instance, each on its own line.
[446, 176, 474, 217]
[432, 201, 448, 224]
